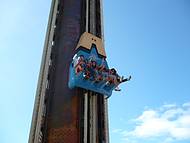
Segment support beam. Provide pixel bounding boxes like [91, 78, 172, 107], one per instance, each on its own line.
[28, 0, 58, 142]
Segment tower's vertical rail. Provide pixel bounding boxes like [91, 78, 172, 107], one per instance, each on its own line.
[87, 0, 109, 143]
[88, 0, 97, 143]
[83, 1, 89, 143]
[89, 0, 96, 35]
[83, 92, 88, 143]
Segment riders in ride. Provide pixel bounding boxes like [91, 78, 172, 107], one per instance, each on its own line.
[83, 60, 97, 81]
[106, 68, 131, 91]
[95, 58, 106, 82]
[74, 55, 85, 74]
[73, 55, 131, 91]
[83, 59, 91, 79]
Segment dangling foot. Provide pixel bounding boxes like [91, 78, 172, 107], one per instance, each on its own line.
[121, 75, 132, 83]
[128, 75, 131, 80]
[115, 87, 121, 91]
[120, 76, 124, 82]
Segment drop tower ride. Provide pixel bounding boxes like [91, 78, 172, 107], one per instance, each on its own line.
[29, 0, 110, 143]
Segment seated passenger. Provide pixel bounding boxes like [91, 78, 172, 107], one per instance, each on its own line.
[109, 68, 122, 91]
[83, 59, 96, 80]
[106, 68, 131, 91]
[94, 58, 107, 82]
[98, 58, 106, 71]
[106, 68, 116, 85]
[101, 67, 109, 81]
[95, 75, 103, 82]
[89, 60, 97, 81]
[95, 67, 103, 82]
[114, 75, 131, 91]
[75, 55, 85, 74]
[83, 61, 90, 79]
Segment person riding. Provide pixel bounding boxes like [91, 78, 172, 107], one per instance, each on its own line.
[83, 59, 91, 79]
[88, 60, 97, 80]
[106, 68, 131, 91]
[94, 58, 107, 82]
[106, 68, 116, 85]
[83, 59, 97, 80]
[74, 55, 85, 74]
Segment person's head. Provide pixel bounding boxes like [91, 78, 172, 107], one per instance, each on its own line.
[92, 61, 96, 67]
[79, 55, 85, 61]
[80, 55, 84, 59]
[110, 68, 116, 75]
[102, 67, 107, 72]
[102, 57, 106, 61]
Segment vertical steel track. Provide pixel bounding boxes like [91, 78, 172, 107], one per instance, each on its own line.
[28, 0, 109, 143]
[86, 1, 108, 143]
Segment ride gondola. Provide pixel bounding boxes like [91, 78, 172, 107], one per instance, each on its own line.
[68, 32, 130, 97]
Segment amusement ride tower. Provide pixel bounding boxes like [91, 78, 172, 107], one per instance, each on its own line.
[29, 0, 110, 143]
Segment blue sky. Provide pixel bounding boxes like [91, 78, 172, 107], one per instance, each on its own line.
[0, 0, 190, 143]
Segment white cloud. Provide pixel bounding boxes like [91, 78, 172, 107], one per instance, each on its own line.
[162, 103, 177, 109]
[183, 102, 190, 108]
[121, 102, 190, 142]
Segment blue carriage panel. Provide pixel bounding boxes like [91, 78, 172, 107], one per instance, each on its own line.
[68, 44, 114, 97]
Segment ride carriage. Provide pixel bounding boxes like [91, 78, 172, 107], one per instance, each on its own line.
[68, 32, 127, 97]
